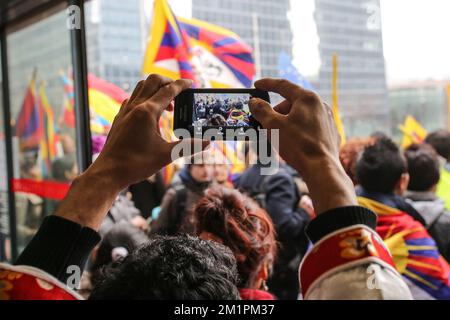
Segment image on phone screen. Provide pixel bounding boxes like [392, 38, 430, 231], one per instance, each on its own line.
[192, 93, 252, 128]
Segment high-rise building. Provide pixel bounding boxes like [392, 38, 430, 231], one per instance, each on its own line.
[192, 0, 293, 78]
[314, 0, 389, 137]
[85, 0, 145, 92]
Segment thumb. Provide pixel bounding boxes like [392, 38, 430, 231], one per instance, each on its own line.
[249, 98, 280, 129]
[167, 138, 210, 162]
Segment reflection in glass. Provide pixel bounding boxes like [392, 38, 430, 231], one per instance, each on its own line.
[7, 10, 76, 253]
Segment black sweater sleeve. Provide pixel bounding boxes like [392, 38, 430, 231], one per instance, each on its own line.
[305, 206, 378, 244]
[15, 215, 101, 284]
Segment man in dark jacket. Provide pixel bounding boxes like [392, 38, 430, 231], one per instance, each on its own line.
[404, 143, 450, 262]
[151, 163, 213, 235]
[129, 172, 166, 219]
[238, 159, 312, 300]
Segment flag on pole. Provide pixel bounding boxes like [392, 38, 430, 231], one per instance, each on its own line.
[59, 70, 76, 129]
[399, 115, 427, 149]
[15, 70, 43, 151]
[278, 52, 315, 91]
[332, 54, 346, 145]
[59, 71, 129, 135]
[142, 0, 255, 88]
[88, 74, 129, 135]
[38, 82, 58, 177]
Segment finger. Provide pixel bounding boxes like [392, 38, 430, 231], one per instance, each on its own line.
[138, 74, 173, 102]
[273, 99, 292, 115]
[108, 99, 129, 136]
[249, 97, 282, 129]
[117, 99, 129, 117]
[128, 80, 144, 104]
[255, 78, 307, 102]
[150, 79, 193, 116]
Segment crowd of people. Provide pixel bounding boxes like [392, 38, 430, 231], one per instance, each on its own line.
[1, 74, 450, 300]
[194, 94, 251, 127]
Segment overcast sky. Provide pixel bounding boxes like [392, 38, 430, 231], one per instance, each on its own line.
[168, 0, 450, 84]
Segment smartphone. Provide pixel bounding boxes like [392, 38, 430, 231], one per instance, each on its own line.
[174, 89, 270, 140]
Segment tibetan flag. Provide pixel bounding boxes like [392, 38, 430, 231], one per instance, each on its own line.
[142, 0, 255, 88]
[59, 71, 76, 129]
[39, 82, 58, 177]
[59, 71, 129, 135]
[88, 74, 129, 135]
[400, 115, 427, 149]
[15, 71, 43, 151]
[358, 197, 450, 300]
[211, 141, 246, 176]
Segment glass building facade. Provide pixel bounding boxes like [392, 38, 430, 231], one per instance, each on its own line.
[192, 0, 293, 78]
[85, 0, 145, 92]
[314, 0, 389, 138]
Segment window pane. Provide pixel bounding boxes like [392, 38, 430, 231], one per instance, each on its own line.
[7, 8, 77, 254]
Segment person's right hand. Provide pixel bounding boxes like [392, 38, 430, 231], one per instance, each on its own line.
[56, 75, 209, 230]
[92, 74, 208, 191]
[249, 78, 357, 214]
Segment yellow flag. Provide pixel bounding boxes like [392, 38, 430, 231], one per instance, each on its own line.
[332, 54, 346, 145]
[399, 115, 427, 149]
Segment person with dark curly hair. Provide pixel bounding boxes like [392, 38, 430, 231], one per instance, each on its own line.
[89, 234, 240, 300]
[195, 186, 277, 300]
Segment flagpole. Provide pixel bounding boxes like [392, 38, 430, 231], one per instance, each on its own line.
[252, 13, 262, 80]
[332, 53, 346, 144]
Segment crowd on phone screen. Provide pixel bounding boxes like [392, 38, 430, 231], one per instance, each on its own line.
[194, 95, 251, 127]
[1, 75, 450, 301]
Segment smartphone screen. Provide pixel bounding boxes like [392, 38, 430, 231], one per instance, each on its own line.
[174, 89, 270, 140]
[193, 93, 252, 128]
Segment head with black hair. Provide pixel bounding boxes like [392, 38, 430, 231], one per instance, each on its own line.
[425, 130, 450, 161]
[90, 221, 149, 287]
[356, 138, 408, 194]
[89, 234, 240, 300]
[404, 143, 440, 192]
[370, 131, 389, 141]
[52, 155, 77, 182]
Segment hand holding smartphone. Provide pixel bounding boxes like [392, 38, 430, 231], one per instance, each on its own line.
[174, 89, 270, 141]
